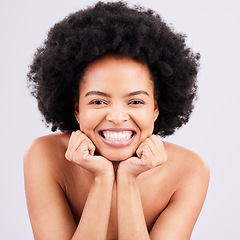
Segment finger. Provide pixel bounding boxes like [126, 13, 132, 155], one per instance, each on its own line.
[136, 137, 163, 168]
[66, 131, 95, 160]
[144, 138, 158, 158]
[148, 138, 162, 166]
[70, 130, 84, 143]
[136, 139, 147, 158]
[72, 138, 95, 160]
[136, 138, 155, 158]
[76, 139, 91, 160]
[136, 143, 152, 163]
[65, 131, 78, 160]
[66, 131, 83, 153]
[87, 140, 95, 156]
[71, 131, 87, 150]
[68, 139, 92, 164]
[70, 131, 94, 152]
[150, 135, 167, 163]
[136, 142, 144, 159]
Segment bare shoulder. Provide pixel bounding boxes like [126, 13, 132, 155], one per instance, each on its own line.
[164, 141, 209, 175]
[24, 133, 77, 239]
[162, 141, 210, 195]
[24, 133, 70, 162]
[25, 132, 70, 153]
[24, 133, 71, 185]
[148, 144, 210, 238]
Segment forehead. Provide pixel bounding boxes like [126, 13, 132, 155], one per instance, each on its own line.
[80, 56, 154, 95]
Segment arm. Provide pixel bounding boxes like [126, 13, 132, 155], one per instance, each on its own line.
[116, 135, 209, 240]
[149, 155, 210, 240]
[24, 139, 77, 239]
[72, 173, 114, 240]
[117, 135, 167, 240]
[24, 132, 115, 240]
[117, 171, 150, 240]
[65, 131, 115, 239]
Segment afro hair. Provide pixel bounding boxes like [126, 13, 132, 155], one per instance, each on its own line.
[27, 1, 200, 137]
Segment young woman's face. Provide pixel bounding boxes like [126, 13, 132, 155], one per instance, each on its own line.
[75, 56, 159, 161]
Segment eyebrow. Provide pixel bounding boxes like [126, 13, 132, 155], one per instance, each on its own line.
[85, 90, 149, 98]
[125, 90, 149, 97]
[85, 91, 111, 97]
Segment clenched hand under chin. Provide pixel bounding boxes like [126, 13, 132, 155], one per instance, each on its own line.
[65, 130, 114, 178]
[117, 134, 167, 178]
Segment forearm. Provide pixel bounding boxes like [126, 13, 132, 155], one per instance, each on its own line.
[72, 174, 114, 240]
[117, 173, 150, 240]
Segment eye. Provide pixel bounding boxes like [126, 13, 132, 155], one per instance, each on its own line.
[129, 100, 144, 105]
[89, 99, 106, 105]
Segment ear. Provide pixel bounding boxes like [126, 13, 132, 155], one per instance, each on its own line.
[74, 101, 79, 123]
[153, 100, 159, 122]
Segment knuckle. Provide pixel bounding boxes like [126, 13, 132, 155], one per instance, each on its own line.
[75, 130, 83, 136]
[65, 151, 69, 160]
[90, 145, 96, 152]
[68, 151, 74, 160]
[145, 138, 152, 144]
[76, 131, 82, 137]
[149, 135, 156, 140]
[72, 131, 77, 136]
[155, 134, 162, 142]
[136, 148, 141, 154]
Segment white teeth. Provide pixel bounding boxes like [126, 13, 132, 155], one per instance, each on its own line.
[102, 131, 133, 141]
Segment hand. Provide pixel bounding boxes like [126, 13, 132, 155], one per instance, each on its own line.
[118, 135, 167, 178]
[65, 131, 114, 177]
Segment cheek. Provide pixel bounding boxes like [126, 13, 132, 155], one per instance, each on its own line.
[78, 108, 94, 130]
[78, 108, 103, 133]
[133, 110, 155, 133]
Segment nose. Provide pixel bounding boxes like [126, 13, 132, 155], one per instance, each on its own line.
[105, 105, 130, 124]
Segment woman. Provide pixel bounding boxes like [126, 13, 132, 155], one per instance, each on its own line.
[24, 2, 209, 239]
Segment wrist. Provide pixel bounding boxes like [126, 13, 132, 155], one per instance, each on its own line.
[94, 171, 115, 185]
[117, 167, 137, 184]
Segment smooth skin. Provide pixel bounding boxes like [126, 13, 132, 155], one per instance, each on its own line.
[24, 56, 210, 240]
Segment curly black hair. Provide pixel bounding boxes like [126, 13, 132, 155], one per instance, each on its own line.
[27, 1, 200, 137]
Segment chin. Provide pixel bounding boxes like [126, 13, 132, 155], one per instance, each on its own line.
[99, 149, 135, 161]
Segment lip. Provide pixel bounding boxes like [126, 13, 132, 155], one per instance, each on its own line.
[98, 128, 136, 148]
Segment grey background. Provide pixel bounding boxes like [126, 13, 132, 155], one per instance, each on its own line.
[1, 0, 239, 239]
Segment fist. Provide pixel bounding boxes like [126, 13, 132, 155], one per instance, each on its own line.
[65, 131, 114, 177]
[118, 135, 167, 178]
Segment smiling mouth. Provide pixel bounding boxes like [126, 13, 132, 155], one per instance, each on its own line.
[99, 130, 135, 141]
